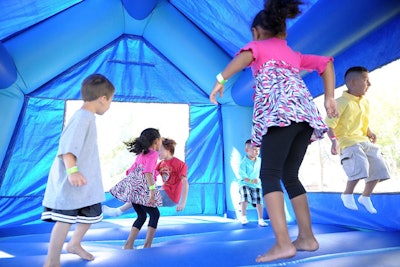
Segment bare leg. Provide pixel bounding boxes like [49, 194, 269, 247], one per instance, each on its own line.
[119, 202, 133, 212]
[256, 204, 268, 226]
[341, 180, 360, 210]
[362, 180, 379, 196]
[241, 201, 248, 217]
[123, 226, 140, 250]
[143, 226, 157, 248]
[66, 223, 94, 261]
[44, 222, 71, 267]
[256, 203, 264, 220]
[102, 202, 133, 217]
[256, 191, 296, 263]
[240, 201, 249, 224]
[344, 180, 359, 194]
[290, 194, 319, 251]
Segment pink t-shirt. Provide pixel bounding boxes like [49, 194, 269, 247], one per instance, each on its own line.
[238, 38, 333, 146]
[126, 149, 158, 180]
[239, 38, 331, 76]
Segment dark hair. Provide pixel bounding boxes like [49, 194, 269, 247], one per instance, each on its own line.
[245, 139, 252, 145]
[162, 138, 177, 155]
[81, 73, 115, 101]
[252, 0, 303, 35]
[124, 128, 161, 155]
[344, 66, 368, 80]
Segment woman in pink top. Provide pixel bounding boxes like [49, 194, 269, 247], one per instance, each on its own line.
[210, 0, 338, 263]
[109, 128, 162, 249]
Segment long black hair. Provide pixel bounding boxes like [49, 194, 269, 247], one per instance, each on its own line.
[124, 128, 161, 155]
[252, 0, 303, 36]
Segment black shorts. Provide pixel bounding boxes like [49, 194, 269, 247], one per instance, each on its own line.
[41, 203, 102, 224]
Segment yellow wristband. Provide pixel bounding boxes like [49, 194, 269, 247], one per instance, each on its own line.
[149, 184, 156, 190]
[66, 166, 79, 175]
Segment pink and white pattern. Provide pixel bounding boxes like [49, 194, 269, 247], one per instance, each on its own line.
[251, 60, 328, 146]
[110, 164, 162, 208]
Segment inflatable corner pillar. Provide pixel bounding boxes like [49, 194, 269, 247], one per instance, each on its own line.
[0, 84, 24, 168]
[220, 105, 253, 218]
[0, 42, 17, 89]
[231, 68, 255, 107]
[141, 1, 235, 104]
[3, 0, 124, 94]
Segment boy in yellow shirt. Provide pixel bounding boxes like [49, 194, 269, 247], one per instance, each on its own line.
[325, 66, 390, 214]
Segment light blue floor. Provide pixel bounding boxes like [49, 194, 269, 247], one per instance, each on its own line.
[1, 216, 399, 267]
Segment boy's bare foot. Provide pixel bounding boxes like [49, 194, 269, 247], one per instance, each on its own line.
[292, 236, 319, 251]
[255, 243, 296, 263]
[122, 245, 134, 250]
[66, 244, 94, 261]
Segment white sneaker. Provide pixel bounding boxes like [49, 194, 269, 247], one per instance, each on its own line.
[240, 216, 249, 225]
[258, 219, 268, 227]
[102, 205, 123, 217]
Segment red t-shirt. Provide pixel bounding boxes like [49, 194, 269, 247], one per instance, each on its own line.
[156, 157, 187, 203]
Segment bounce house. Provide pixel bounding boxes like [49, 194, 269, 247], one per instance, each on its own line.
[1, 0, 400, 266]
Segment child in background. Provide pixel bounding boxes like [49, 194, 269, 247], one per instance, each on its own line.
[209, 0, 338, 262]
[238, 139, 268, 227]
[109, 128, 162, 249]
[41, 74, 115, 267]
[103, 138, 189, 215]
[325, 66, 390, 214]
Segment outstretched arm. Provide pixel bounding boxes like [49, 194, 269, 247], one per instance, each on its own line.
[176, 176, 189, 212]
[321, 61, 338, 119]
[209, 51, 254, 104]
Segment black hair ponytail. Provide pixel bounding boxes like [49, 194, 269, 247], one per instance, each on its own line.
[252, 0, 303, 35]
[124, 128, 161, 155]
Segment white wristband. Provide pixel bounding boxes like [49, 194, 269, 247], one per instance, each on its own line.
[216, 73, 228, 85]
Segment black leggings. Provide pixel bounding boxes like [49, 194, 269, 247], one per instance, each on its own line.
[260, 122, 313, 199]
[132, 203, 160, 229]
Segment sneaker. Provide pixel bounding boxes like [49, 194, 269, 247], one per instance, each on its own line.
[258, 219, 268, 227]
[102, 205, 123, 217]
[240, 216, 249, 225]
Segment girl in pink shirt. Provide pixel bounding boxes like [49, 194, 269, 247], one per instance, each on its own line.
[109, 128, 162, 249]
[210, 0, 338, 263]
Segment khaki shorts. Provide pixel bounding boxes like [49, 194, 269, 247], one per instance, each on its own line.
[340, 142, 390, 182]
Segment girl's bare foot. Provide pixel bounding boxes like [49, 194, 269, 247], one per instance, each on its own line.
[292, 236, 319, 251]
[66, 244, 94, 261]
[122, 244, 134, 250]
[256, 243, 296, 263]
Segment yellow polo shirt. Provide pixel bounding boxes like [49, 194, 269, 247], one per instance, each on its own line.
[325, 91, 370, 150]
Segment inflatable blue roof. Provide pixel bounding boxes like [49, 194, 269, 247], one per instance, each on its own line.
[0, 0, 399, 229]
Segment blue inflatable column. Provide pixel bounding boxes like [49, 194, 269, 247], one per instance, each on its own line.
[0, 42, 21, 167]
[220, 105, 253, 219]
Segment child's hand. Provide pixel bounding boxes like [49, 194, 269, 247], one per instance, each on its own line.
[149, 190, 155, 205]
[325, 97, 338, 118]
[68, 172, 87, 187]
[176, 202, 186, 212]
[330, 139, 339, 155]
[209, 82, 224, 104]
[368, 132, 377, 143]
